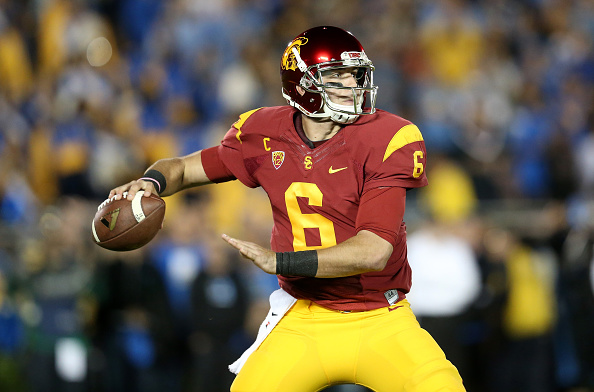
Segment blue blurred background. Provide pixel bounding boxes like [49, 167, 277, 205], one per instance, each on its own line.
[0, 0, 593, 391]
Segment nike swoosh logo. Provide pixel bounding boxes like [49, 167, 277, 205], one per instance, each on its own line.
[271, 312, 278, 316]
[388, 306, 403, 312]
[329, 166, 347, 174]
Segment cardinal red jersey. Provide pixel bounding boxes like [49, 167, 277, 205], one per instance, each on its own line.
[217, 106, 427, 311]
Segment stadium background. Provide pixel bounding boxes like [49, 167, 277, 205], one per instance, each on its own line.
[0, 0, 592, 391]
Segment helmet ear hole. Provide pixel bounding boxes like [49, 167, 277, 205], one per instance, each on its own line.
[302, 90, 323, 111]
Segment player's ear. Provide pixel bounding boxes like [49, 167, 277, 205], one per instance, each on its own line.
[296, 86, 305, 96]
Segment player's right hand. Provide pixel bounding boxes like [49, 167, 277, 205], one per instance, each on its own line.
[108, 179, 157, 201]
[222, 234, 277, 275]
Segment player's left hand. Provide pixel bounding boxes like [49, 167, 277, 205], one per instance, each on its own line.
[222, 234, 276, 274]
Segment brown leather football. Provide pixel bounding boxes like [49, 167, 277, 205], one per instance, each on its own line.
[92, 191, 166, 251]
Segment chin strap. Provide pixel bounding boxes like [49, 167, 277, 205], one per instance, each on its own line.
[324, 103, 360, 124]
[282, 88, 362, 124]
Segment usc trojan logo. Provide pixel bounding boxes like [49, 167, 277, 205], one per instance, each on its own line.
[281, 37, 308, 71]
[304, 156, 313, 170]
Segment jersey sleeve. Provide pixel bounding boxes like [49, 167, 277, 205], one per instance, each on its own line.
[216, 108, 263, 188]
[201, 146, 236, 183]
[362, 122, 428, 193]
[355, 186, 406, 247]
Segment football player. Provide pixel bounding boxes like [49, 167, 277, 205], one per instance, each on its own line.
[110, 26, 466, 392]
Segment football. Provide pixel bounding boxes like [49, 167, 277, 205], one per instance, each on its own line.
[92, 191, 166, 251]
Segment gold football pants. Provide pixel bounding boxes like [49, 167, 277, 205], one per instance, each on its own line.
[231, 299, 466, 392]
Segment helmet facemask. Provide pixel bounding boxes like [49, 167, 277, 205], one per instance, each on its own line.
[319, 65, 376, 124]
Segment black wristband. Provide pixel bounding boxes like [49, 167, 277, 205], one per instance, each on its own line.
[140, 169, 167, 194]
[275, 250, 318, 277]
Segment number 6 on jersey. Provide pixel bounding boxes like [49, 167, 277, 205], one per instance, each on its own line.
[285, 182, 337, 251]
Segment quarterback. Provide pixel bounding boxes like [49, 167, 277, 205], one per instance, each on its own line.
[110, 26, 466, 391]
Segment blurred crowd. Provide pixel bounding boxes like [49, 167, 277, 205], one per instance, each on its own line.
[0, 0, 593, 391]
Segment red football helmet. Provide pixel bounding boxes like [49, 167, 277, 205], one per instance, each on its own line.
[280, 26, 377, 124]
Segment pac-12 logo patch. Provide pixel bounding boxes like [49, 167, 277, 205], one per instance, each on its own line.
[272, 151, 285, 170]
